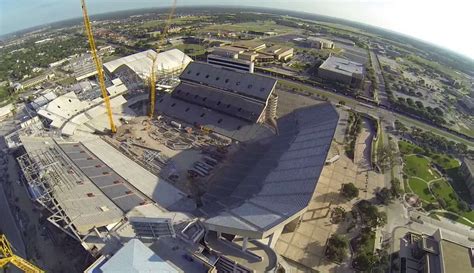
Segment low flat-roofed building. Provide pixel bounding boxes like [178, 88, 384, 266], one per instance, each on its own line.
[207, 54, 255, 73]
[211, 46, 245, 59]
[21, 73, 55, 89]
[460, 158, 474, 199]
[274, 47, 294, 61]
[233, 41, 266, 51]
[318, 55, 365, 87]
[0, 103, 14, 121]
[307, 37, 335, 49]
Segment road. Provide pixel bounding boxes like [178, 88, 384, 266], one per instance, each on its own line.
[369, 50, 390, 108]
[275, 78, 474, 148]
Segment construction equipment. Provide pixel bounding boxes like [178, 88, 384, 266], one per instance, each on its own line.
[0, 234, 44, 273]
[80, 0, 117, 133]
[146, 0, 177, 118]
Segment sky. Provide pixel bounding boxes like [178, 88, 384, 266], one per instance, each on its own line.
[1, 0, 473, 59]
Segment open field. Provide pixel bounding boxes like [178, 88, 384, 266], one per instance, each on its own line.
[200, 20, 297, 34]
[170, 44, 206, 56]
[404, 155, 438, 181]
[408, 177, 434, 203]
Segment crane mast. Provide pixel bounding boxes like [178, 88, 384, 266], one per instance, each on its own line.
[147, 0, 177, 118]
[0, 234, 44, 273]
[80, 0, 117, 133]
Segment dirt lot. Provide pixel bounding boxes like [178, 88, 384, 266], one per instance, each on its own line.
[109, 116, 238, 197]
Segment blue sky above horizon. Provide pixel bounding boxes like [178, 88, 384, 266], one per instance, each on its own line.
[1, 0, 473, 59]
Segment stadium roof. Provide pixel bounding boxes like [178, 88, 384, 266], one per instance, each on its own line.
[58, 142, 150, 212]
[202, 103, 339, 238]
[319, 55, 364, 77]
[18, 136, 123, 234]
[100, 239, 178, 273]
[180, 62, 276, 102]
[81, 138, 187, 209]
[103, 49, 192, 79]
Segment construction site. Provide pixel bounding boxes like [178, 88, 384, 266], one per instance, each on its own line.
[1, 1, 339, 273]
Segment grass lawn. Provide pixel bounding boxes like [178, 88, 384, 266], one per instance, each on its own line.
[404, 155, 439, 181]
[431, 180, 459, 211]
[435, 212, 474, 228]
[170, 44, 206, 57]
[408, 177, 435, 202]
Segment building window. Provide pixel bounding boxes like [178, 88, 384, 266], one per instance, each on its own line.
[216, 77, 220, 81]
[196, 72, 200, 76]
[200, 113, 205, 118]
[238, 107, 242, 112]
[237, 125, 242, 130]
[248, 84, 253, 89]
[171, 103, 176, 107]
[202, 97, 207, 102]
[218, 118, 223, 124]
[159, 98, 164, 103]
[186, 92, 190, 96]
[185, 108, 190, 112]
[225, 79, 229, 83]
[205, 74, 210, 78]
[194, 94, 198, 99]
[227, 104, 231, 108]
[236, 82, 240, 86]
[68, 99, 72, 102]
[260, 88, 265, 92]
[187, 70, 192, 74]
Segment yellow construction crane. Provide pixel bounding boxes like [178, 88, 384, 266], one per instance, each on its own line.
[147, 0, 177, 118]
[0, 234, 44, 273]
[80, 0, 117, 133]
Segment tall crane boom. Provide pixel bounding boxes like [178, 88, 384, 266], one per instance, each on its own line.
[80, 0, 116, 133]
[0, 234, 44, 273]
[147, 0, 177, 118]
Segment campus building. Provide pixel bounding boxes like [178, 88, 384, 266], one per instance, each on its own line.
[318, 55, 365, 87]
[460, 158, 474, 199]
[207, 54, 255, 73]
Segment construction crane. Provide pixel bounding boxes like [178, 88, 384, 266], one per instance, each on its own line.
[146, 0, 177, 118]
[80, 0, 117, 133]
[0, 234, 44, 273]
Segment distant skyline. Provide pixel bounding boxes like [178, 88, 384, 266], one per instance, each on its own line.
[0, 0, 473, 59]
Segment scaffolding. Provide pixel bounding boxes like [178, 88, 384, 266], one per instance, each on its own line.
[16, 146, 85, 242]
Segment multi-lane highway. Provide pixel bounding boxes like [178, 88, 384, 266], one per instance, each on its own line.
[274, 77, 474, 148]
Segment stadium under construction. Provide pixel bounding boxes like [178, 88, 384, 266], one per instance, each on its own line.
[11, 47, 339, 271]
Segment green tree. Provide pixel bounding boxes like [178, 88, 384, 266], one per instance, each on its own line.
[341, 183, 359, 200]
[390, 178, 402, 198]
[377, 187, 393, 205]
[325, 234, 348, 263]
[353, 253, 377, 271]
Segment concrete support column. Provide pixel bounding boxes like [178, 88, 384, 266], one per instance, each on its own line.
[217, 231, 222, 239]
[242, 237, 248, 251]
[268, 226, 284, 248]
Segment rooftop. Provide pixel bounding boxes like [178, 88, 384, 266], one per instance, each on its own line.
[18, 136, 124, 234]
[202, 103, 339, 238]
[463, 158, 474, 174]
[103, 49, 192, 79]
[440, 240, 473, 273]
[100, 239, 179, 273]
[319, 55, 364, 76]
